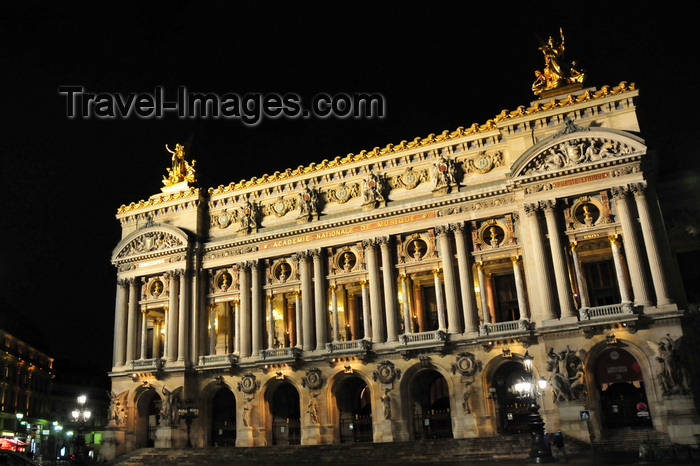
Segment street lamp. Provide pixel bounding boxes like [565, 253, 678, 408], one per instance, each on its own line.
[178, 403, 200, 448]
[71, 395, 92, 464]
[513, 351, 554, 464]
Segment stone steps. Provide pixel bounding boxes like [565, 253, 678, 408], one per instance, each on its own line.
[591, 428, 672, 452]
[108, 435, 533, 465]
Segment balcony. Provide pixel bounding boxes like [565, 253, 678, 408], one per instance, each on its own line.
[259, 347, 302, 363]
[398, 330, 447, 350]
[326, 339, 372, 358]
[129, 358, 162, 371]
[479, 319, 534, 337]
[579, 303, 635, 322]
[197, 353, 238, 370]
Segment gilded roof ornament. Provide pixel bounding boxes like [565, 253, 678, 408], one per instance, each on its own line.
[532, 28, 586, 96]
[163, 143, 197, 186]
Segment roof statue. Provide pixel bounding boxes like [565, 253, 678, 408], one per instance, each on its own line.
[532, 28, 586, 96]
[163, 143, 197, 186]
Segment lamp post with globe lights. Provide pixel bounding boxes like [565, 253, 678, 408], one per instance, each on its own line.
[71, 395, 92, 463]
[512, 351, 554, 464]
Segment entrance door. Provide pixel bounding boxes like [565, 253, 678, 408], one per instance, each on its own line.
[210, 388, 236, 446]
[595, 348, 652, 429]
[411, 370, 453, 439]
[270, 383, 301, 445]
[336, 376, 372, 443]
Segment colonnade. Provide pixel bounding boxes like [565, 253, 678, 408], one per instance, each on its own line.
[112, 184, 674, 368]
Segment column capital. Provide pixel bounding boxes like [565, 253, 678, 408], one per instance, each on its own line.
[293, 289, 302, 298]
[451, 222, 466, 235]
[610, 185, 631, 199]
[360, 279, 369, 288]
[609, 234, 620, 245]
[475, 261, 484, 270]
[398, 273, 408, 282]
[630, 182, 647, 197]
[141, 308, 148, 315]
[266, 294, 274, 303]
[432, 267, 442, 277]
[510, 255, 521, 266]
[329, 284, 338, 293]
[540, 199, 557, 212]
[362, 238, 380, 248]
[434, 224, 455, 237]
[523, 202, 541, 216]
[117, 278, 130, 287]
[570, 241, 578, 251]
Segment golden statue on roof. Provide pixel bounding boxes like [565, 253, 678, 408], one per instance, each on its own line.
[163, 143, 197, 186]
[532, 28, 585, 96]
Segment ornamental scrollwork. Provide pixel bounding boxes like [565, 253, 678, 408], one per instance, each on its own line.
[237, 373, 260, 394]
[464, 151, 504, 175]
[301, 367, 324, 390]
[324, 182, 359, 204]
[373, 360, 401, 384]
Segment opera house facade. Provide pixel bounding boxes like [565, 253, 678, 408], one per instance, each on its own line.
[104, 39, 699, 459]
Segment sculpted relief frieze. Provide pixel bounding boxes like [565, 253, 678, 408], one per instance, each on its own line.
[116, 231, 185, 259]
[522, 137, 635, 176]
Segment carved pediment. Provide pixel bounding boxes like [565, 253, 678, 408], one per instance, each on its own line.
[512, 129, 645, 179]
[112, 225, 189, 262]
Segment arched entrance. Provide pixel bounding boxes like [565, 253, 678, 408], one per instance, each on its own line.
[210, 387, 236, 446]
[134, 389, 161, 448]
[490, 361, 530, 434]
[594, 347, 652, 429]
[268, 383, 301, 445]
[410, 369, 453, 439]
[335, 376, 372, 443]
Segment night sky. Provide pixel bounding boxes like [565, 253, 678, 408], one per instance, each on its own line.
[3, 2, 698, 376]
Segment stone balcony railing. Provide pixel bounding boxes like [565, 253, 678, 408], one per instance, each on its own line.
[198, 353, 238, 370]
[579, 303, 635, 321]
[479, 319, 534, 337]
[129, 358, 162, 372]
[326, 339, 372, 357]
[398, 330, 447, 349]
[259, 347, 302, 363]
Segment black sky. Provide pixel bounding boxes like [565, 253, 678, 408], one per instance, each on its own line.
[2, 2, 698, 374]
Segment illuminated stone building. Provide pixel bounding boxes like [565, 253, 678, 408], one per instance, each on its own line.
[105, 38, 699, 459]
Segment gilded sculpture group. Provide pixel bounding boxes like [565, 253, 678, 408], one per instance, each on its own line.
[532, 28, 585, 95]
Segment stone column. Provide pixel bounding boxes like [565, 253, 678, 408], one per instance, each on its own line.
[400, 274, 412, 334]
[267, 294, 275, 349]
[126, 279, 140, 362]
[330, 285, 339, 342]
[631, 184, 673, 306]
[413, 283, 425, 332]
[209, 304, 217, 355]
[611, 187, 653, 306]
[139, 309, 148, 360]
[299, 253, 315, 350]
[153, 319, 162, 358]
[433, 268, 447, 331]
[360, 280, 371, 340]
[511, 256, 529, 320]
[294, 290, 303, 348]
[379, 237, 399, 342]
[364, 239, 385, 342]
[239, 264, 252, 357]
[313, 250, 329, 349]
[570, 242, 590, 309]
[166, 272, 180, 362]
[609, 235, 633, 303]
[476, 262, 490, 325]
[542, 200, 576, 319]
[454, 224, 478, 333]
[114, 280, 129, 367]
[523, 203, 557, 321]
[436, 226, 461, 334]
[177, 271, 189, 362]
[251, 261, 262, 357]
[485, 273, 497, 323]
[162, 307, 169, 359]
[233, 299, 240, 353]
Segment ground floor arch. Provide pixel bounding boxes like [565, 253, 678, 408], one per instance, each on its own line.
[334, 374, 373, 443]
[210, 386, 236, 446]
[409, 368, 453, 439]
[488, 359, 530, 435]
[266, 381, 301, 445]
[593, 346, 652, 429]
[133, 388, 161, 449]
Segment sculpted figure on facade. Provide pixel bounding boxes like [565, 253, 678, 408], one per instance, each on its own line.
[546, 347, 587, 402]
[361, 173, 386, 209]
[648, 335, 691, 395]
[160, 385, 183, 426]
[307, 394, 320, 424]
[432, 155, 458, 194]
[163, 143, 197, 186]
[522, 137, 635, 176]
[298, 186, 319, 222]
[532, 28, 585, 95]
[107, 390, 129, 427]
[381, 388, 392, 419]
[238, 198, 259, 234]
